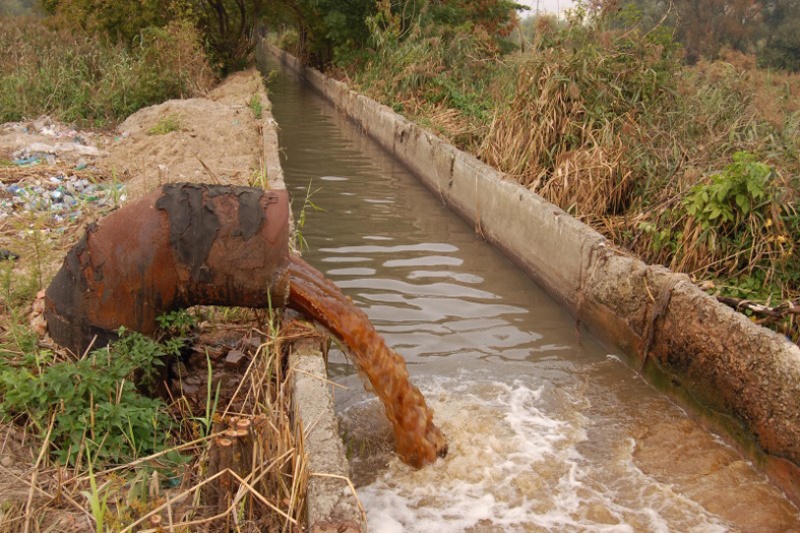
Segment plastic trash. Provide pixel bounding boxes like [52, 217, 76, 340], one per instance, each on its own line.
[14, 156, 40, 166]
[0, 249, 20, 261]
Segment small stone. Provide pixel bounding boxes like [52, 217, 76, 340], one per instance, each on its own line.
[171, 361, 188, 377]
[180, 383, 199, 395]
[224, 349, 247, 370]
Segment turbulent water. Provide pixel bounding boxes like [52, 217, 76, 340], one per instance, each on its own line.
[287, 254, 447, 467]
[262, 54, 800, 531]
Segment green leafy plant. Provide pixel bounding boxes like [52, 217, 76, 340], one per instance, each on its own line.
[0, 328, 177, 464]
[156, 308, 198, 337]
[146, 113, 183, 135]
[683, 151, 773, 232]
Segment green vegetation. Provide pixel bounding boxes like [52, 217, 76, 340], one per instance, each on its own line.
[0, 328, 179, 464]
[249, 92, 263, 119]
[146, 113, 184, 135]
[271, 0, 800, 338]
[0, 17, 214, 125]
[41, 0, 265, 74]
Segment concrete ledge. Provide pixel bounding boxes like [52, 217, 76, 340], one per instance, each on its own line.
[258, 73, 286, 191]
[263, 43, 800, 504]
[259, 76, 365, 531]
[289, 339, 365, 533]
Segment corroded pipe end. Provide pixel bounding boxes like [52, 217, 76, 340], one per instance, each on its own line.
[44, 183, 290, 355]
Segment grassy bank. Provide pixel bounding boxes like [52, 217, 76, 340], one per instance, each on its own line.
[332, 8, 800, 341]
[0, 16, 215, 126]
[1, 254, 308, 530]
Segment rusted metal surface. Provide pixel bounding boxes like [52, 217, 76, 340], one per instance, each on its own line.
[45, 183, 290, 355]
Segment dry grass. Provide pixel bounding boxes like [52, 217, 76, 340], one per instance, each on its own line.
[347, 11, 800, 339]
[0, 311, 312, 532]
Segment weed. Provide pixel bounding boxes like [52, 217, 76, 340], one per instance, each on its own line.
[249, 159, 270, 189]
[293, 180, 323, 251]
[156, 308, 198, 337]
[146, 113, 183, 135]
[0, 327, 176, 464]
[249, 92, 263, 119]
[83, 456, 112, 533]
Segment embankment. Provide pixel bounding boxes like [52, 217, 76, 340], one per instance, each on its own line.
[261, 43, 800, 505]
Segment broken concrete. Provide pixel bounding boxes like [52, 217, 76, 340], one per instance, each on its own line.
[263, 43, 800, 505]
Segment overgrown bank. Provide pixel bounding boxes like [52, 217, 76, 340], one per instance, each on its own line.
[282, 3, 800, 341]
[0, 16, 215, 126]
[1, 67, 310, 530]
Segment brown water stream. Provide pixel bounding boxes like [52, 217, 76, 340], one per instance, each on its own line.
[288, 254, 448, 467]
[262, 55, 800, 531]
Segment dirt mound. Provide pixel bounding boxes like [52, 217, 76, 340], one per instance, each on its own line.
[102, 69, 266, 199]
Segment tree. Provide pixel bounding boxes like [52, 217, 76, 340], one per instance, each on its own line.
[617, 0, 762, 62]
[760, 0, 800, 71]
[671, 0, 760, 62]
[195, 0, 265, 73]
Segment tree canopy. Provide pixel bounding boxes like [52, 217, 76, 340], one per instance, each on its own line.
[617, 0, 800, 70]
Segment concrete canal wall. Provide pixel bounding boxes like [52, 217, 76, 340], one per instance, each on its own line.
[262, 43, 800, 504]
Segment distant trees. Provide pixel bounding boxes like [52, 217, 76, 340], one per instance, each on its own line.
[614, 0, 800, 71]
[0, 0, 39, 15]
[760, 0, 800, 70]
[30, 0, 525, 72]
[673, 0, 761, 63]
[268, 0, 524, 66]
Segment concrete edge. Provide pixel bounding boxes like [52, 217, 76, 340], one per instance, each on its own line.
[263, 43, 800, 504]
[288, 339, 367, 533]
[258, 73, 367, 532]
[257, 73, 286, 191]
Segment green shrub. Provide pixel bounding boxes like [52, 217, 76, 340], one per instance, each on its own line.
[0, 17, 214, 125]
[0, 328, 180, 464]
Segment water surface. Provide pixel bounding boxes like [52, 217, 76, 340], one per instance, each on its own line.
[263, 55, 800, 532]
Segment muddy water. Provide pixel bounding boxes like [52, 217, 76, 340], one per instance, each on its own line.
[262, 57, 800, 531]
[288, 254, 447, 467]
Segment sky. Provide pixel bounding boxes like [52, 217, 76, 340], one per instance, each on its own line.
[516, 0, 577, 17]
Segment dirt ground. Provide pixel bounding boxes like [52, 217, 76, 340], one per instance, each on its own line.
[103, 69, 266, 199]
[0, 68, 294, 532]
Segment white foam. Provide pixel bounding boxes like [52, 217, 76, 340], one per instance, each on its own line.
[355, 374, 733, 532]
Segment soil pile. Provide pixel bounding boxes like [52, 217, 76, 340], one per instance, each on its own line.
[102, 69, 267, 199]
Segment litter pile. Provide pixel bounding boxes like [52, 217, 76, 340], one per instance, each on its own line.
[0, 173, 125, 224]
[0, 117, 122, 226]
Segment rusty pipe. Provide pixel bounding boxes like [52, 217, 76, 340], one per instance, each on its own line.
[45, 183, 290, 355]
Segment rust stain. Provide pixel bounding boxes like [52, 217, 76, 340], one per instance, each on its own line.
[45, 183, 290, 355]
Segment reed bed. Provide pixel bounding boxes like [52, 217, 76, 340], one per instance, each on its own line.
[348, 12, 800, 340]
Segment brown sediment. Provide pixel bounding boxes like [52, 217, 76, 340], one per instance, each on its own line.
[287, 254, 448, 468]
